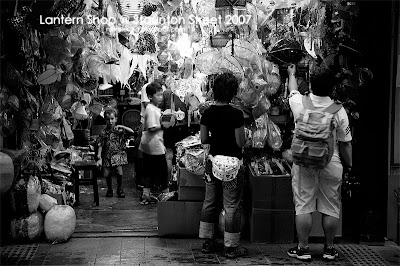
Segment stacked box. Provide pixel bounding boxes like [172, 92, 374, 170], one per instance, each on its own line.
[158, 201, 203, 236]
[248, 166, 295, 243]
[248, 168, 293, 210]
[250, 208, 295, 243]
[177, 167, 205, 201]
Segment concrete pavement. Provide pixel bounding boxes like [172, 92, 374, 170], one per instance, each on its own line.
[1, 236, 399, 265]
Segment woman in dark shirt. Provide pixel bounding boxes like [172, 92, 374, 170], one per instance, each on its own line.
[198, 73, 247, 259]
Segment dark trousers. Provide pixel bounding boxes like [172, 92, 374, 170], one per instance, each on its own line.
[142, 153, 168, 190]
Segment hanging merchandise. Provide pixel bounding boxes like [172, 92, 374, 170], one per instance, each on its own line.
[266, 115, 282, 151]
[222, 39, 262, 70]
[51, 0, 86, 18]
[40, 96, 63, 125]
[269, 39, 305, 65]
[252, 113, 268, 149]
[71, 100, 89, 120]
[252, 93, 271, 119]
[134, 32, 157, 55]
[118, 0, 144, 19]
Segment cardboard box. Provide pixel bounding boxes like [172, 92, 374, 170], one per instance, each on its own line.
[249, 167, 293, 210]
[250, 208, 295, 243]
[178, 167, 205, 187]
[178, 186, 205, 201]
[309, 211, 343, 237]
[177, 167, 205, 201]
[47, 192, 66, 205]
[158, 201, 203, 236]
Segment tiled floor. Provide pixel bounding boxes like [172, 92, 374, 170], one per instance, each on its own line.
[2, 237, 399, 265]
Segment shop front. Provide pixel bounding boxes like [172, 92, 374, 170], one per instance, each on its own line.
[0, 0, 398, 245]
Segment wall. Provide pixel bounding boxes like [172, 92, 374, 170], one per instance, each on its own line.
[350, 1, 392, 242]
[387, 0, 400, 243]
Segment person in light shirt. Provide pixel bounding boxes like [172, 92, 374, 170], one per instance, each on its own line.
[286, 64, 352, 261]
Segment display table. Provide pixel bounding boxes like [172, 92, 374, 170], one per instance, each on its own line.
[72, 161, 99, 206]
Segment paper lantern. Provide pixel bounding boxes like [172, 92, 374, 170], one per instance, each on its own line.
[118, 0, 144, 19]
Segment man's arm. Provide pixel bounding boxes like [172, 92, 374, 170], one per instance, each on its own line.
[339, 141, 352, 172]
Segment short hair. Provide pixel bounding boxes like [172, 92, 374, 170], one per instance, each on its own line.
[104, 108, 118, 118]
[310, 70, 337, 97]
[213, 73, 238, 103]
[146, 82, 163, 97]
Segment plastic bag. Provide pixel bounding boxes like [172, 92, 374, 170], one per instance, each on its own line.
[252, 114, 268, 148]
[44, 205, 76, 244]
[180, 148, 205, 175]
[11, 211, 44, 242]
[39, 194, 58, 213]
[266, 116, 283, 151]
[252, 93, 271, 119]
[10, 174, 42, 217]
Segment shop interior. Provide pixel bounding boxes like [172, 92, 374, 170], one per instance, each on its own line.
[0, 0, 398, 244]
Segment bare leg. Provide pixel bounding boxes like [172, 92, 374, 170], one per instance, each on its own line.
[322, 213, 339, 247]
[295, 213, 313, 248]
[166, 148, 174, 182]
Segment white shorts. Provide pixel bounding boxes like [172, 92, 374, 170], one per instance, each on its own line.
[291, 155, 343, 219]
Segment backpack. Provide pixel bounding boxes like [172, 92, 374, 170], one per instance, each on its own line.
[291, 95, 343, 169]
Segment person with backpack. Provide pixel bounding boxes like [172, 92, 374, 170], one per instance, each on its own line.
[286, 64, 353, 261]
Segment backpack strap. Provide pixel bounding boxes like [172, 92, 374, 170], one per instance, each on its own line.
[324, 101, 343, 114]
[302, 94, 316, 110]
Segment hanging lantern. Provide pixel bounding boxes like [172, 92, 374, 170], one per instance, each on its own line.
[118, 0, 144, 20]
[73, 101, 88, 120]
[99, 76, 113, 91]
[269, 39, 305, 66]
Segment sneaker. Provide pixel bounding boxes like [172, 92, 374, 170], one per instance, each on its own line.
[287, 246, 311, 261]
[117, 188, 125, 198]
[224, 245, 248, 259]
[105, 189, 113, 197]
[323, 245, 339, 260]
[201, 239, 217, 254]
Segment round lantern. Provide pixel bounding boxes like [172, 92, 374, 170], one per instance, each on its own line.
[269, 39, 305, 65]
[118, 0, 144, 20]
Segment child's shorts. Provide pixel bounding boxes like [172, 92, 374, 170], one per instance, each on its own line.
[142, 153, 168, 190]
[291, 155, 343, 219]
[103, 166, 123, 177]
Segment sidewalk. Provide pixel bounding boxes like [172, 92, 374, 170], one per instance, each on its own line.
[1, 236, 399, 265]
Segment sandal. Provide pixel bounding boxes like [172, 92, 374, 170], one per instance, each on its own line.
[117, 188, 125, 198]
[140, 194, 151, 205]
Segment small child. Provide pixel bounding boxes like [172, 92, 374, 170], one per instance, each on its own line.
[138, 82, 169, 205]
[97, 108, 134, 198]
